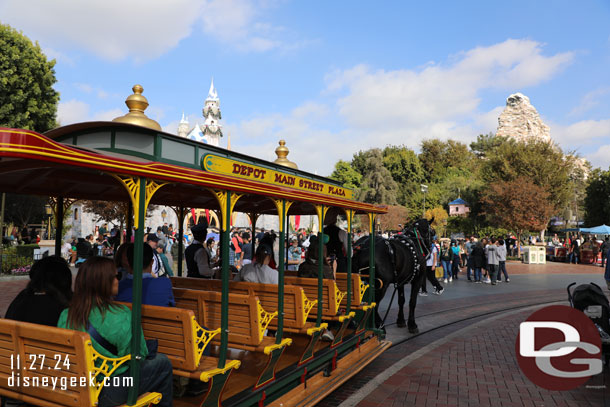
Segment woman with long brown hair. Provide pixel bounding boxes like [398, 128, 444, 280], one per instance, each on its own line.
[57, 256, 173, 406]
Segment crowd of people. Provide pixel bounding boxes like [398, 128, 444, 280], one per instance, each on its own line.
[418, 236, 510, 297]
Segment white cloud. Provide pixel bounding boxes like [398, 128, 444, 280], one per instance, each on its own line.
[41, 47, 75, 66]
[474, 106, 504, 134]
[0, 0, 202, 61]
[569, 87, 610, 116]
[585, 145, 610, 170]
[57, 99, 122, 126]
[1, 0, 300, 61]
[200, 0, 298, 52]
[326, 39, 573, 149]
[550, 119, 610, 146]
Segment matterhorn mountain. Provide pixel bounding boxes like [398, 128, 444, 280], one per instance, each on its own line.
[496, 93, 551, 143]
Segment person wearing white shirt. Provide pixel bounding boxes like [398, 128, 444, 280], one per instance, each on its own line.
[234, 244, 278, 285]
[420, 240, 444, 296]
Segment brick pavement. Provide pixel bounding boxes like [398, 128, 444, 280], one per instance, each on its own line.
[0, 277, 28, 317]
[318, 261, 610, 407]
[343, 308, 608, 407]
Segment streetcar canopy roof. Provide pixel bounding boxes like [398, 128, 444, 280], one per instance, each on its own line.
[0, 122, 386, 215]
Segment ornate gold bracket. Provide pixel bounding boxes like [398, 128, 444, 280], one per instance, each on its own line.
[207, 189, 242, 231]
[111, 175, 168, 228]
[47, 197, 80, 227]
[345, 209, 354, 233]
[271, 199, 293, 233]
[315, 205, 330, 231]
[367, 213, 377, 234]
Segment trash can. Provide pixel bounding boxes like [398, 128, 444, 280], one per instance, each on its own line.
[523, 246, 538, 264]
[537, 246, 546, 264]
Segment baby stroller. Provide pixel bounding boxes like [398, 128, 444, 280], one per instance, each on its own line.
[567, 282, 610, 365]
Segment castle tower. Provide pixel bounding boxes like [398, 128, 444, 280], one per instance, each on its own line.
[201, 79, 223, 146]
[177, 112, 189, 138]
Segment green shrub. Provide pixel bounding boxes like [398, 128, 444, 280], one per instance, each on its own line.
[15, 244, 39, 258]
[1, 254, 32, 274]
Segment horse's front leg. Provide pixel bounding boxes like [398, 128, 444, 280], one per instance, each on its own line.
[396, 285, 406, 328]
[407, 267, 426, 333]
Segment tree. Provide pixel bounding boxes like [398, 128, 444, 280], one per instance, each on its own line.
[82, 200, 157, 228]
[481, 179, 555, 252]
[0, 24, 59, 132]
[382, 145, 425, 207]
[381, 145, 424, 186]
[584, 168, 610, 226]
[82, 201, 130, 226]
[419, 139, 476, 182]
[3, 194, 46, 228]
[480, 139, 572, 213]
[424, 207, 449, 237]
[469, 133, 508, 159]
[329, 160, 362, 190]
[378, 205, 409, 231]
[358, 149, 399, 205]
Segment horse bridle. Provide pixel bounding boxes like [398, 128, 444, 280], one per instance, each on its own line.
[412, 225, 431, 258]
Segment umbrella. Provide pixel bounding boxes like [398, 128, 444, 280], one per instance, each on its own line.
[580, 225, 610, 235]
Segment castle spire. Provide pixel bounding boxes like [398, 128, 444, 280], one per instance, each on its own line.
[207, 77, 218, 101]
[201, 78, 222, 146]
[177, 111, 189, 138]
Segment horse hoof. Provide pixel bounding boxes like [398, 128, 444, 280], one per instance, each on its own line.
[408, 327, 419, 334]
[397, 321, 406, 328]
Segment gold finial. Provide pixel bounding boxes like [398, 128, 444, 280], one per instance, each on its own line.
[274, 139, 298, 169]
[112, 84, 162, 131]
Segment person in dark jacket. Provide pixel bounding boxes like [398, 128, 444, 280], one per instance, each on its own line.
[471, 242, 486, 283]
[5, 256, 73, 326]
[298, 237, 335, 279]
[75, 237, 93, 261]
[185, 222, 216, 278]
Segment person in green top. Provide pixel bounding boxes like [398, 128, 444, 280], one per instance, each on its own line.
[57, 257, 173, 407]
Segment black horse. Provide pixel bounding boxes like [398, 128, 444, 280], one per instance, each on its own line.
[352, 218, 435, 333]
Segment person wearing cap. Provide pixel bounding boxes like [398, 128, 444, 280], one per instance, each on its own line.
[146, 233, 167, 277]
[185, 222, 216, 278]
[234, 244, 278, 284]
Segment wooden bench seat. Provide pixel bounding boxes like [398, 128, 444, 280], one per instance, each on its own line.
[172, 288, 278, 352]
[170, 277, 317, 334]
[0, 318, 161, 407]
[119, 302, 240, 383]
[284, 276, 347, 319]
[335, 272, 369, 308]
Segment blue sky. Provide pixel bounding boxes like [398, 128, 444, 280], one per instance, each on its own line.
[2, 0, 609, 175]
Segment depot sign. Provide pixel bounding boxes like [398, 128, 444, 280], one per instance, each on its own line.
[201, 154, 352, 200]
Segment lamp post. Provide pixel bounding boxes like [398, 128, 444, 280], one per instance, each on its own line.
[161, 209, 167, 222]
[421, 184, 428, 218]
[44, 204, 52, 240]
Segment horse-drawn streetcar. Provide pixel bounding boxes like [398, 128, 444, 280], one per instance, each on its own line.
[0, 86, 427, 407]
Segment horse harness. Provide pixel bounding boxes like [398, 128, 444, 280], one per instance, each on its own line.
[388, 234, 422, 287]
